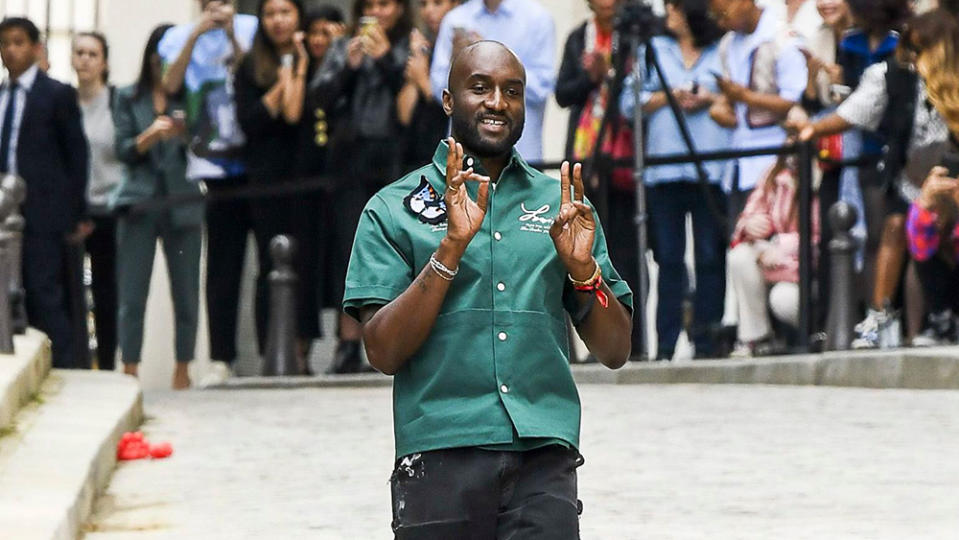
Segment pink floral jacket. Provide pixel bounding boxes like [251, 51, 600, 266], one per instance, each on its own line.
[731, 167, 820, 283]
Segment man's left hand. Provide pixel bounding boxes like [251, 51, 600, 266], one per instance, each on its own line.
[550, 162, 596, 281]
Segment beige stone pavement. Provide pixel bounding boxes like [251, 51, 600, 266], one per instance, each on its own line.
[83, 385, 959, 539]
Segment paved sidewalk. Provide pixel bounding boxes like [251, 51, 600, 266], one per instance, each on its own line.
[84, 385, 959, 539]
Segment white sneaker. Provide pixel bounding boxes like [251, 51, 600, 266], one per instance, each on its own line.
[852, 309, 901, 349]
[199, 360, 234, 388]
[729, 341, 753, 358]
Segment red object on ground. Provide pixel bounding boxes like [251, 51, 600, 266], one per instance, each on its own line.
[117, 432, 172, 461]
[150, 442, 174, 459]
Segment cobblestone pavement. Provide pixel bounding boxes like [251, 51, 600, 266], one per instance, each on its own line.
[83, 385, 959, 539]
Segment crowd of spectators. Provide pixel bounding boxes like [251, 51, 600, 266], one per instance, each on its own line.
[3, 0, 959, 386]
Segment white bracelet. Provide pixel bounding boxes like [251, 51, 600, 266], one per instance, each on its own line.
[429, 254, 458, 281]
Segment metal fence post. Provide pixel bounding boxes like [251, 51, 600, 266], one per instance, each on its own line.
[797, 141, 814, 350]
[262, 235, 299, 376]
[826, 201, 858, 351]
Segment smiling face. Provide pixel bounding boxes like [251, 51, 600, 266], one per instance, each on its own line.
[443, 42, 526, 158]
[261, 0, 301, 47]
[307, 19, 334, 59]
[816, 0, 849, 29]
[363, 0, 405, 31]
[72, 35, 107, 85]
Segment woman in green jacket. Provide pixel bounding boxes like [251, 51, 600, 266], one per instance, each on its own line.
[112, 24, 203, 390]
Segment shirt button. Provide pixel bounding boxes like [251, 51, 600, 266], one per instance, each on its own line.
[497, 282, 506, 292]
[498, 332, 507, 342]
[465, 157, 475, 168]
[494, 232, 502, 241]
[500, 384, 510, 394]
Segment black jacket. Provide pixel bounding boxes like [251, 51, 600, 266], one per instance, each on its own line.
[235, 54, 302, 183]
[16, 71, 89, 234]
[556, 23, 600, 159]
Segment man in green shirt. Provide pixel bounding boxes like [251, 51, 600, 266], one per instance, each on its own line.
[344, 40, 633, 539]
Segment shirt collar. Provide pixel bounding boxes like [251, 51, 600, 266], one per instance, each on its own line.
[471, 0, 514, 16]
[746, 8, 778, 43]
[4, 63, 39, 91]
[430, 140, 534, 184]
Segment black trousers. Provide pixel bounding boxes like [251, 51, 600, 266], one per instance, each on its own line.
[915, 255, 959, 313]
[390, 446, 582, 540]
[250, 190, 321, 352]
[87, 215, 117, 370]
[23, 232, 76, 368]
[204, 175, 254, 364]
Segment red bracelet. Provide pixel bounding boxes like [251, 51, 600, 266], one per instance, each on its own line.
[573, 274, 609, 308]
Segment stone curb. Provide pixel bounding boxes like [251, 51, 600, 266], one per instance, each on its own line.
[0, 370, 143, 540]
[211, 348, 959, 391]
[0, 330, 52, 432]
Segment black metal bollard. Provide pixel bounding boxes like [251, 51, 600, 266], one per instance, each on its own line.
[262, 235, 300, 376]
[0, 175, 26, 353]
[3, 215, 25, 334]
[0, 234, 12, 353]
[826, 202, 858, 351]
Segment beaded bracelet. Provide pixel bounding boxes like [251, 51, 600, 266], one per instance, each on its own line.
[569, 260, 608, 308]
[429, 254, 458, 281]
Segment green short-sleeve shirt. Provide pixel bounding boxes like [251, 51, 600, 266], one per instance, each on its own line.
[344, 142, 633, 459]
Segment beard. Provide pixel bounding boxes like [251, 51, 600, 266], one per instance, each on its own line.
[450, 107, 525, 158]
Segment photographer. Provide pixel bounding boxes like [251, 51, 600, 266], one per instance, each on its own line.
[310, 0, 413, 373]
[708, 0, 808, 229]
[619, 0, 729, 359]
[235, 0, 317, 373]
[397, 0, 461, 172]
[159, 0, 258, 384]
[906, 166, 959, 343]
[112, 25, 203, 388]
[907, 6, 959, 344]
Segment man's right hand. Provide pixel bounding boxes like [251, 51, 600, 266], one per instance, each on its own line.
[443, 137, 490, 251]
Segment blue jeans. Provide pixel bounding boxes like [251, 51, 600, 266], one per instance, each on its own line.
[647, 182, 727, 358]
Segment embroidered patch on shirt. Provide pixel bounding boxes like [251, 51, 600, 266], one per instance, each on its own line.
[404, 176, 447, 225]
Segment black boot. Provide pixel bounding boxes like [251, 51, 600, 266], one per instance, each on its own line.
[326, 340, 362, 374]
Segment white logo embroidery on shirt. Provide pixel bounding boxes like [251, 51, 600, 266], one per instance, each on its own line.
[519, 203, 552, 234]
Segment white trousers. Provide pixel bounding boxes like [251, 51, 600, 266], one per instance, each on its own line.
[725, 243, 799, 342]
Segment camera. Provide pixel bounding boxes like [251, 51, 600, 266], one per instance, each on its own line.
[614, 0, 664, 41]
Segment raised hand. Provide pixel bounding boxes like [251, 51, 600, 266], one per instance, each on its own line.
[444, 137, 490, 249]
[364, 23, 391, 60]
[918, 166, 959, 210]
[346, 37, 365, 69]
[550, 162, 597, 281]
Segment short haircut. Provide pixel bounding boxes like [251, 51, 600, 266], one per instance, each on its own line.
[306, 5, 346, 26]
[0, 17, 41, 44]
